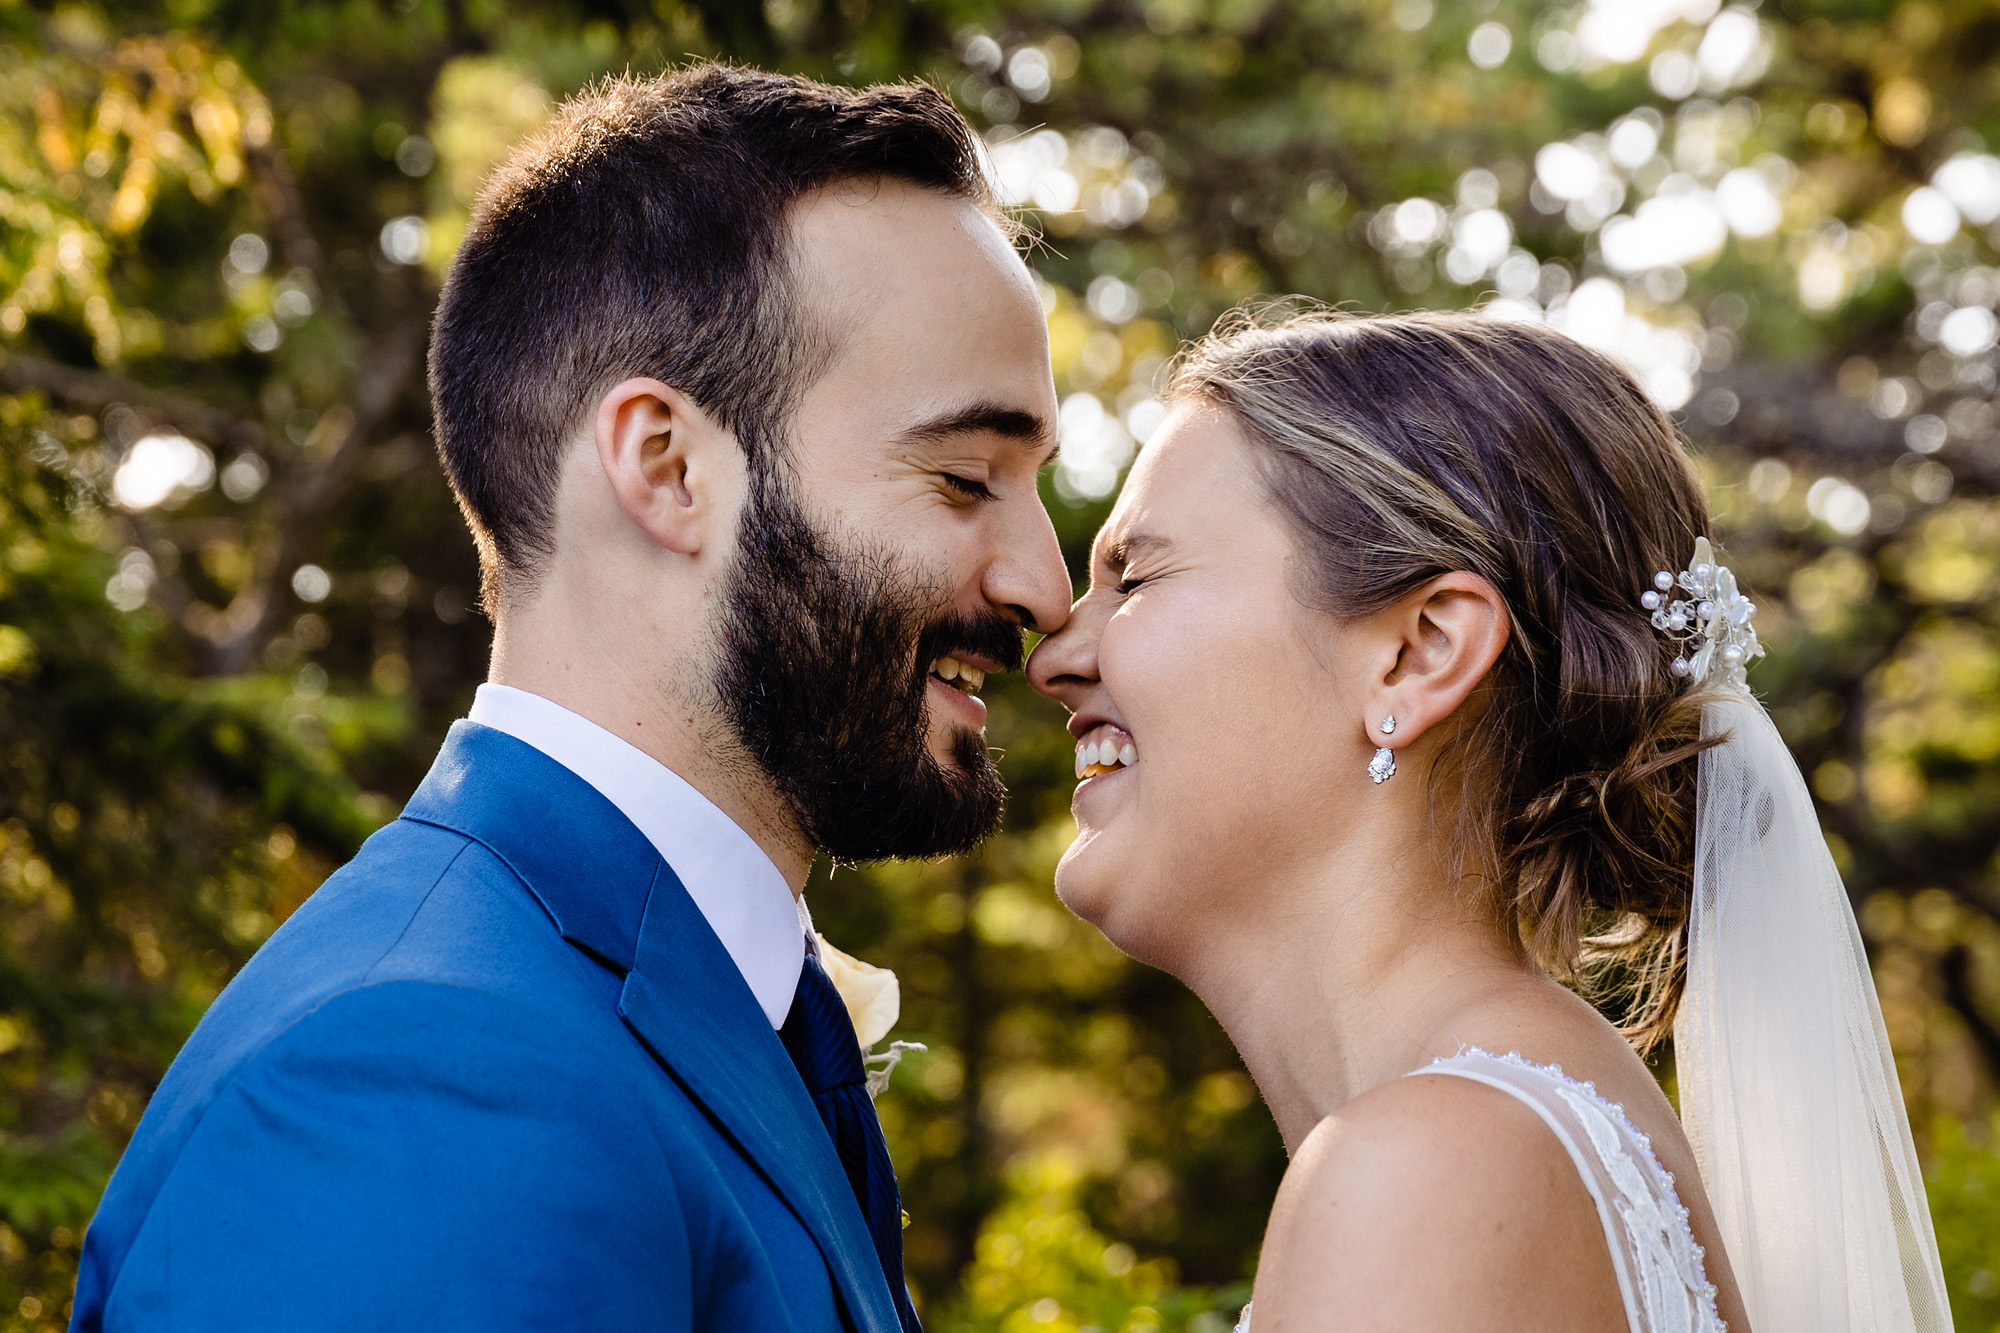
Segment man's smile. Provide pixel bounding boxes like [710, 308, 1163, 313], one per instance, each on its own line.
[927, 655, 987, 694]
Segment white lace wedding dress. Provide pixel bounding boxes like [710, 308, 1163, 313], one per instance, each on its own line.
[1234, 1047, 1725, 1332]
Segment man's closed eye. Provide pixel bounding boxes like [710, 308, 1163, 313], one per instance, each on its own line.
[941, 473, 995, 501]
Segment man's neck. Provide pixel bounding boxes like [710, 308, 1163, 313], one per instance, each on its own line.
[487, 628, 816, 894]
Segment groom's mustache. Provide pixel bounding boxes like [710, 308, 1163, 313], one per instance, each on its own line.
[914, 608, 1025, 678]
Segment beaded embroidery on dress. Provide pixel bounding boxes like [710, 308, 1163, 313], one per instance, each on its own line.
[1231, 1047, 1724, 1333]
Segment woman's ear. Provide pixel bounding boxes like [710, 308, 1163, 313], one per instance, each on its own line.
[593, 377, 735, 557]
[1372, 573, 1510, 745]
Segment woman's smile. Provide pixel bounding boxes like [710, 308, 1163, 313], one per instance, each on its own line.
[1072, 723, 1137, 780]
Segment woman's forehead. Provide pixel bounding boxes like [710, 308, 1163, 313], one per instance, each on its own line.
[1093, 407, 1271, 565]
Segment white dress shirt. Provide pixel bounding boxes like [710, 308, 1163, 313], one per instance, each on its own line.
[467, 683, 806, 1028]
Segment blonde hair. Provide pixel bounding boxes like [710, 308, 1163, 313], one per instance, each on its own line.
[1172, 306, 1722, 1050]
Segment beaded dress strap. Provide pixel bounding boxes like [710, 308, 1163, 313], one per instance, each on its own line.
[1409, 1047, 1725, 1333]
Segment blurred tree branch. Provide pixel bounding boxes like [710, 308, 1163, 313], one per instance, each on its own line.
[0, 354, 266, 456]
[202, 320, 429, 675]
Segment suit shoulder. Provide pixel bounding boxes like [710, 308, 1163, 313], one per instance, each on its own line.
[320, 813, 479, 897]
[87, 843, 640, 1275]
[166, 982, 684, 1239]
[85, 978, 700, 1332]
[240, 976, 633, 1095]
[241, 818, 580, 1012]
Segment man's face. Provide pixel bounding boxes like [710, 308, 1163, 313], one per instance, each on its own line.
[709, 181, 1069, 862]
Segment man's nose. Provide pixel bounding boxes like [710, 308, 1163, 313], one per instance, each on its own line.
[983, 492, 1073, 635]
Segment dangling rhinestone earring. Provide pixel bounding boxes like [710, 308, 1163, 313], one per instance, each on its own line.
[1379, 716, 1397, 735]
[1368, 747, 1397, 784]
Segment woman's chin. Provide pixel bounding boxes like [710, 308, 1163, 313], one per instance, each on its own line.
[1054, 830, 1166, 965]
[1053, 830, 1118, 929]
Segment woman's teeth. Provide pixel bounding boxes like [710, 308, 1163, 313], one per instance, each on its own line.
[931, 656, 986, 694]
[1074, 730, 1137, 779]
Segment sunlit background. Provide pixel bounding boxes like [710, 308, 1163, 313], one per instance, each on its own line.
[4, 2, 2000, 1330]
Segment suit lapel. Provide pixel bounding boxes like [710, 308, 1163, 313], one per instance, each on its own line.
[402, 722, 899, 1332]
[619, 871, 902, 1333]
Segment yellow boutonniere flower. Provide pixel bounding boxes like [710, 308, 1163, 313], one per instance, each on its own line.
[814, 934, 900, 1050]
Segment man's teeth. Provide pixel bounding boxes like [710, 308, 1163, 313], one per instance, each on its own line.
[931, 657, 985, 693]
[1073, 733, 1138, 779]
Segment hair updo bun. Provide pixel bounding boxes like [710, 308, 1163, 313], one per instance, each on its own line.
[1171, 306, 1724, 1050]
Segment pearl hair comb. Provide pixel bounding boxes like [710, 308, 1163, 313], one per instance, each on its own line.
[1640, 536, 1765, 690]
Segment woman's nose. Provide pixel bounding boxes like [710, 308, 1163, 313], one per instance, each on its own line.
[1027, 593, 1101, 704]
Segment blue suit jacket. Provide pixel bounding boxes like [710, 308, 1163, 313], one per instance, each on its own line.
[70, 721, 903, 1332]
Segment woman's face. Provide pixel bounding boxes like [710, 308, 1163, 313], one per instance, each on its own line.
[1027, 401, 1374, 970]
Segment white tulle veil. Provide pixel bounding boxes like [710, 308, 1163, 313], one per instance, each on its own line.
[1657, 543, 1952, 1332]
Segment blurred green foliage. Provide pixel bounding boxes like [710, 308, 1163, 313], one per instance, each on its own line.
[935, 1155, 1250, 1333]
[3, 0, 2000, 1328]
[1931, 1111, 2000, 1329]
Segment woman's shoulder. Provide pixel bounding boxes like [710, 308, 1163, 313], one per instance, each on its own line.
[1287, 1064, 1600, 1225]
[1250, 1066, 1628, 1330]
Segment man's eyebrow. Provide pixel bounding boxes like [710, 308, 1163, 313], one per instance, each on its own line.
[894, 401, 1061, 463]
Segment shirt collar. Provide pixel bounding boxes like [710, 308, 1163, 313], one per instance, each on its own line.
[467, 683, 805, 1027]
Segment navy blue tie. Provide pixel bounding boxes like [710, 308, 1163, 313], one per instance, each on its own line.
[780, 948, 922, 1333]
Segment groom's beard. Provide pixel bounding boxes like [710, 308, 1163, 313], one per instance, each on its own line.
[709, 466, 1023, 863]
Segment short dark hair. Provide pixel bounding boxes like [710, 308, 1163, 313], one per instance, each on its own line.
[427, 63, 999, 604]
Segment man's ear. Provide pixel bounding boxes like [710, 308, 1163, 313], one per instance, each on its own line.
[594, 377, 735, 557]
[1370, 572, 1510, 746]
